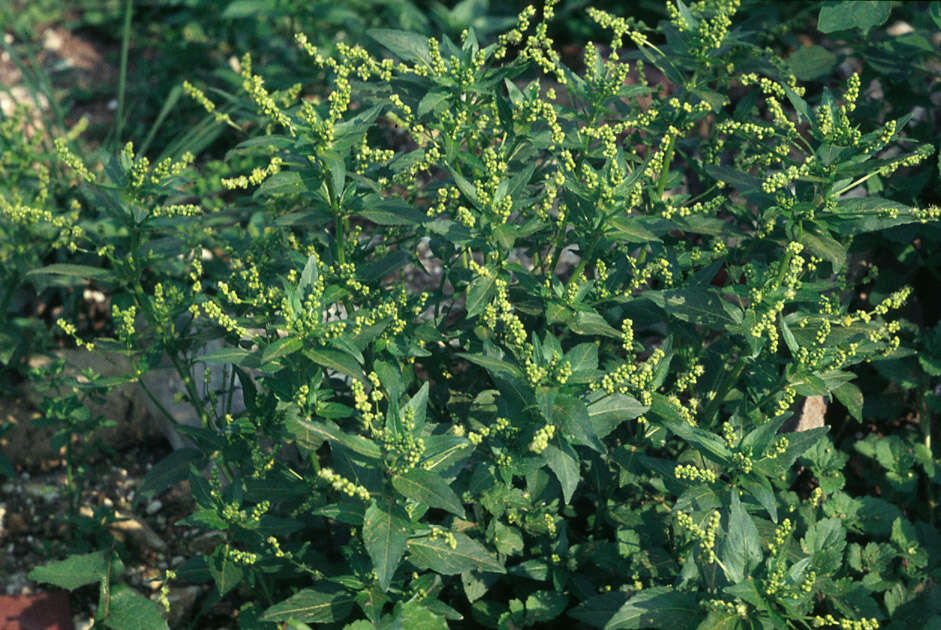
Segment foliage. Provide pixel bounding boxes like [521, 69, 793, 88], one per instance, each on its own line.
[13, 1, 941, 629]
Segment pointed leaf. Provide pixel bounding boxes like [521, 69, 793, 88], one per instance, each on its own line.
[262, 586, 355, 623]
[407, 532, 505, 575]
[392, 468, 466, 518]
[363, 501, 410, 591]
[545, 441, 580, 504]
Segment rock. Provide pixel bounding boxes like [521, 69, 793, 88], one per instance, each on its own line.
[166, 585, 203, 627]
[781, 395, 827, 433]
[80, 506, 167, 552]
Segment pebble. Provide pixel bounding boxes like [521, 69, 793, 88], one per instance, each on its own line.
[147, 499, 163, 515]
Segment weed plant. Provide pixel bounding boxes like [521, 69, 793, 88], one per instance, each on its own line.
[9, 1, 941, 628]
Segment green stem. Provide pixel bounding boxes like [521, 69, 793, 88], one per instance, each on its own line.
[655, 135, 676, 201]
[702, 356, 746, 426]
[115, 0, 133, 148]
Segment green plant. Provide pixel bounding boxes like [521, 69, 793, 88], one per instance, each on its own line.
[21, 0, 941, 628]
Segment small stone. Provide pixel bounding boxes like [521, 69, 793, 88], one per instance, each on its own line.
[6, 512, 27, 534]
[146, 500, 163, 515]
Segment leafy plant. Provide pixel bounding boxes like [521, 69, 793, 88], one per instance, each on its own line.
[14, 0, 941, 628]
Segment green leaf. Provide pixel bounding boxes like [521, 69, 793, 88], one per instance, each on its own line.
[288, 418, 382, 459]
[356, 196, 427, 226]
[801, 226, 846, 269]
[197, 346, 253, 366]
[833, 382, 863, 421]
[136, 448, 203, 504]
[719, 491, 763, 583]
[605, 215, 661, 243]
[605, 587, 702, 629]
[525, 590, 568, 624]
[466, 274, 496, 319]
[931, 2, 941, 30]
[570, 310, 622, 338]
[787, 45, 837, 81]
[456, 352, 524, 380]
[209, 546, 244, 596]
[27, 263, 115, 282]
[819, 1, 891, 34]
[407, 532, 505, 575]
[390, 600, 449, 630]
[262, 586, 355, 623]
[262, 337, 303, 365]
[647, 289, 741, 329]
[587, 393, 649, 438]
[555, 394, 604, 452]
[28, 550, 112, 590]
[391, 468, 466, 518]
[569, 591, 632, 628]
[367, 28, 432, 65]
[545, 441, 580, 504]
[101, 583, 170, 630]
[418, 89, 450, 116]
[304, 347, 364, 382]
[363, 501, 410, 592]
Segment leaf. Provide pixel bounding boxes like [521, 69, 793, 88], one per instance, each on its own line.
[304, 347, 364, 382]
[27, 263, 115, 282]
[262, 586, 355, 623]
[818, 1, 891, 34]
[526, 590, 568, 624]
[356, 196, 428, 226]
[801, 226, 846, 269]
[136, 448, 203, 504]
[787, 45, 837, 81]
[931, 2, 941, 30]
[833, 382, 863, 421]
[391, 468, 466, 518]
[647, 288, 741, 329]
[587, 393, 649, 438]
[466, 274, 496, 319]
[570, 310, 622, 338]
[197, 346, 253, 366]
[418, 88, 450, 116]
[262, 337, 303, 365]
[391, 600, 449, 630]
[367, 28, 432, 65]
[456, 352, 523, 380]
[407, 532, 505, 575]
[719, 491, 763, 583]
[569, 591, 632, 628]
[545, 441, 580, 504]
[101, 583, 170, 630]
[209, 546, 244, 596]
[555, 394, 604, 452]
[288, 418, 382, 459]
[363, 501, 410, 591]
[604, 587, 702, 629]
[605, 215, 661, 243]
[28, 550, 112, 590]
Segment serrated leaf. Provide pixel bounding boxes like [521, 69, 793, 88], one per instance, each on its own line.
[407, 532, 505, 575]
[363, 501, 410, 591]
[101, 583, 170, 630]
[819, 1, 891, 33]
[262, 337, 303, 364]
[391, 468, 466, 518]
[367, 28, 432, 65]
[28, 550, 112, 590]
[833, 382, 863, 421]
[262, 586, 355, 623]
[787, 45, 837, 81]
[418, 89, 450, 116]
[209, 546, 244, 596]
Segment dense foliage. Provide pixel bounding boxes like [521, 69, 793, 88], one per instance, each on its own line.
[4, 1, 941, 628]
